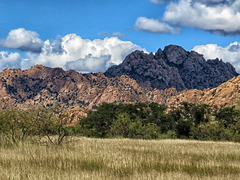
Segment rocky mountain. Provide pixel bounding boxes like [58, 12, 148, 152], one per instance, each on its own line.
[0, 65, 240, 110]
[0, 65, 176, 109]
[166, 75, 240, 107]
[105, 45, 238, 91]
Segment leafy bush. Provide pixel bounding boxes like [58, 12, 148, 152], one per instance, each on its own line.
[191, 123, 233, 141]
[1, 101, 240, 143]
[79, 102, 240, 142]
[108, 113, 143, 138]
[0, 107, 71, 145]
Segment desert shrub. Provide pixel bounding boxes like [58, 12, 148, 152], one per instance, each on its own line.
[79, 103, 118, 137]
[142, 123, 159, 139]
[175, 118, 192, 138]
[79, 102, 167, 138]
[31, 107, 71, 145]
[215, 106, 239, 128]
[0, 109, 35, 144]
[0, 106, 71, 145]
[158, 130, 177, 139]
[191, 122, 234, 141]
[108, 113, 143, 138]
[177, 102, 211, 126]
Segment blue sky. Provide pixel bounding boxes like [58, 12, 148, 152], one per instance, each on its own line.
[0, 0, 240, 72]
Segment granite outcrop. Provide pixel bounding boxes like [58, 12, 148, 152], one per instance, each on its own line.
[105, 45, 238, 91]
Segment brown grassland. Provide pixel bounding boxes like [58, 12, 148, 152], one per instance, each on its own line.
[0, 138, 240, 180]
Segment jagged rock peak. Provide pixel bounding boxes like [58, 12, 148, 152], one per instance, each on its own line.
[163, 45, 188, 65]
[154, 48, 165, 60]
[163, 44, 187, 54]
[105, 44, 238, 91]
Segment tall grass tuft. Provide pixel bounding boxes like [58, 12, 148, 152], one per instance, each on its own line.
[0, 138, 239, 179]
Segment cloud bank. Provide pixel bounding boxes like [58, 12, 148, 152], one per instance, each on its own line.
[0, 28, 144, 72]
[26, 34, 144, 72]
[0, 28, 43, 52]
[193, 42, 240, 72]
[142, 0, 240, 35]
[1, 28, 238, 74]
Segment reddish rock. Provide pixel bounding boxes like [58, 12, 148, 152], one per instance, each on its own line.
[0, 65, 239, 111]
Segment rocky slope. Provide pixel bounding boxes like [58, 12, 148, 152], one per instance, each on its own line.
[105, 45, 238, 91]
[0, 65, 176, 109]
[0, 65, 240, 110]
[166, 75, 240, 107]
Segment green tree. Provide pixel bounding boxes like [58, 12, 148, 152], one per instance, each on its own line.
[32, 107, 71, 145]
[109, 113, 143, 138]
[215, 106, 238, 128]
[80, 103, 118, 137]
[191, 123, 233, 141]
[143, 123, 159, 139]
[175, 118, 192, 138]
[0, 109, 34, 144]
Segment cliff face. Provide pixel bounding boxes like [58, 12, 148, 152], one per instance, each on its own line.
[105, 45, 238, 91]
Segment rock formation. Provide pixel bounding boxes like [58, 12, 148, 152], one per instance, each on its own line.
[0, 65, 176, 109]
[0, 65, 240, 110]
[105, 45, 238, 91]
[166, 75, 240, 107]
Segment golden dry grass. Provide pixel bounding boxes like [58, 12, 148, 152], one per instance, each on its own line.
[0, 138, 240, 180]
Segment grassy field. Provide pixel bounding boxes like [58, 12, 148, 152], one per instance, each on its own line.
[0, 138, 240, 180]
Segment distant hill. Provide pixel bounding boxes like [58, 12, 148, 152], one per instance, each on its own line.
[0, 64, 240, 109]
[105, 45, 238, 91]
[0, 65, 175, 109]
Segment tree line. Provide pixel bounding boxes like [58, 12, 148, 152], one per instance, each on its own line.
[79, 102, 240, 141]
[0, 102, 240, 145]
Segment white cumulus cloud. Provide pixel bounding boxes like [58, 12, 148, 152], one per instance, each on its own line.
[0, 51, 23, 71]
[163, 0, 240, 35]
[193, 42, 240, 72]
[23, 33, 144, 72]
[66, 55, 111, 73]
[142, 0, 240, 35]
[0, 28, 43, 52]
[135, 17, 180, 34]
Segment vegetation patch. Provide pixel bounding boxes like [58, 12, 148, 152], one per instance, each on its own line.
[0, 138, 239, 179]
[78, 102, 240, 142]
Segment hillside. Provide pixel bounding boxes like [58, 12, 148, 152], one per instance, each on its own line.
[166, 75, 240, 107]
[0, 65, 176, 109]
[105, 45, 238, 91]
[0, 65, 240, 109]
